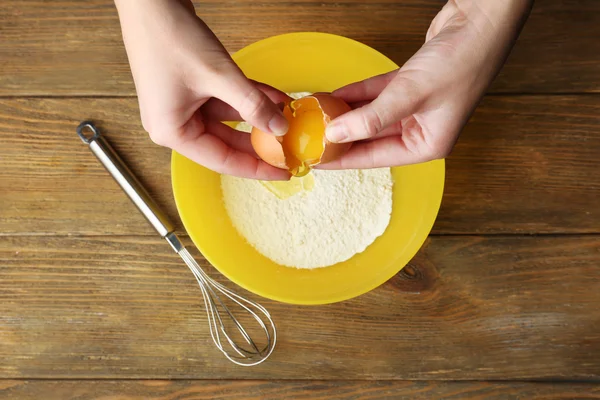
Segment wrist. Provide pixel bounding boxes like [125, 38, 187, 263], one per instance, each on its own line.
[456, 0, 533, 45]
[474, 0, 534, 24]
[476, 0, 533, 12]
[114, 0, 195, 19]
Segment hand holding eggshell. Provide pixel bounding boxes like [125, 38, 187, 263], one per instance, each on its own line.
[320, 1, 533, 170]
[114, 0, 290, 181]
[250, 93, 353, 177]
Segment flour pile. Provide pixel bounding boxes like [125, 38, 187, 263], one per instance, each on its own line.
[221, 168, 393, 269]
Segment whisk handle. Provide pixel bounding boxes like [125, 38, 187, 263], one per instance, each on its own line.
[76, 121, 176, 240]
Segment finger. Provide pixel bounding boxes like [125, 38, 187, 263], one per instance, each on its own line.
[202, 83, 290, 122]
[174, 131, 290, 180]
[348, 100, 372, 109]
[251, 80, 291, 104]
[204, 119, 257, 156]
[325, 75, 424, 143]
[168, 113, 289, 180]
[332, 70, 397, 103]
[214, 74, 289, 136]
[364, 119, 404, 141]
[317, 135, 431, 170]
[201, 98, 244, 122]
[362, 114, 427, 142]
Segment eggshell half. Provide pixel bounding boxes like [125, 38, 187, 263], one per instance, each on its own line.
[250, 93, 352, 170]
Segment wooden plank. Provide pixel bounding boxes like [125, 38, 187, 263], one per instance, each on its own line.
[1, 96, 598, 235]
[1, 380, 599, 400]
[437, 95, 600, 234]
[0, 1, 599, 95]
[1, 235, 599, 380]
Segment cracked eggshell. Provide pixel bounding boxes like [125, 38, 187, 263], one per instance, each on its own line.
[311, 93, 353, 164]
[250, 93, 353, 170]
[250, 126, 288, 169]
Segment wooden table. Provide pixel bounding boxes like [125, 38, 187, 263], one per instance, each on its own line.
[1, 1, 600, 399]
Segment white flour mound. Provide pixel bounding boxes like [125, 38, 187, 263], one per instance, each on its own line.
[221, 169, 393, 269]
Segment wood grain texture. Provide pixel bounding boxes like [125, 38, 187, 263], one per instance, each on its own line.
[1, 380, 600, 400]
[0, 96, 598, 235]
[2, 0, 599, 393]
[1, 235, 599, 379]
[1, 0, 600, 95]
[438, 95, 600, 234]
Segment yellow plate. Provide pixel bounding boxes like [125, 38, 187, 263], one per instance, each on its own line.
[172, 32, 444, 305]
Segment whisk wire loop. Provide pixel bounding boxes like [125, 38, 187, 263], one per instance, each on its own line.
[179, 248, 276, 366]
[78, 121, 276, 367]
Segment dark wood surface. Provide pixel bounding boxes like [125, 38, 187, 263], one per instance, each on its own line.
[1, 0, 599, 398]
[1, 380, 599, 400]
[1, 235, 599, 379]
[1, 0, 600, 95]
[1, 96, 598, 236]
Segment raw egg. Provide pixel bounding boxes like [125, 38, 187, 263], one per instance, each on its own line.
[251, 93, 352, 177]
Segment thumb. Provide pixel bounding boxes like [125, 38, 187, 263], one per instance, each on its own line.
[216, 74, 289, 136]
[326, 76, 423, 143]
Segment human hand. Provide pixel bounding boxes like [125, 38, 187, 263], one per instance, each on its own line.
[114, 0, 290, 180]
[321, 0, 533, 169]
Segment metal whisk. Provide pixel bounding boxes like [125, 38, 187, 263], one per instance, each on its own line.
[77, 121, 276, 366]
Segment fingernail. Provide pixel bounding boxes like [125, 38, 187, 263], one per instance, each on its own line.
[268, 113, 288, 136]
[326, 123, 348, 143]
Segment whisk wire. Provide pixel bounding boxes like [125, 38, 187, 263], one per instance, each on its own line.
[185, 253, 258, 356]
[78, 122, 276, 367]
[183, 251, 247, 356]
[183, 250, 256, 358]
[178, 247, 276, 366]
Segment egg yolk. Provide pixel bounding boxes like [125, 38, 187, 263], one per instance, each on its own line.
[281, 97, 327, 177]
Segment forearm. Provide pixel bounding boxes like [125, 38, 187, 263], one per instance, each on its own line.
[476, 0, 534, 84]
[114, 0, 197, 40]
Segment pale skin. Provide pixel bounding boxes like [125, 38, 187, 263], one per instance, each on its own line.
[115, 0, 533, 180]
